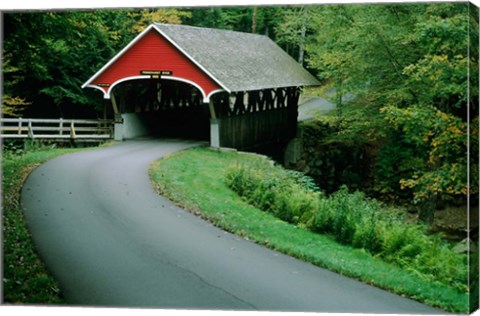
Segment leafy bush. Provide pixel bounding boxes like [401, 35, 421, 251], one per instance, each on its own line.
[225, 159, 468, 292]
[225, 162, 321, 224]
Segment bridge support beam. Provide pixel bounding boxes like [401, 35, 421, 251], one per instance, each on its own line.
[111, 91, 125, 141]
[113, 114, 124, 141]
[208, 99, 221, 148]
[210, 118, 220, 148]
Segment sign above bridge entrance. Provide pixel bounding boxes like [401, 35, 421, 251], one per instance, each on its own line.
[140, 70, 173, 77]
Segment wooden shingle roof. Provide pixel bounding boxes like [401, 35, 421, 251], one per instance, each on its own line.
[154, 24, 320, 92]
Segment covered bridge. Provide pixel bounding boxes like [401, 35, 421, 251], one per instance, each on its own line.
[82, 23, 320, 149]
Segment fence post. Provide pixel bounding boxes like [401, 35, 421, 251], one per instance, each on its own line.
[27, 119, 34, 139]
[59, 118, 64, 136]
[70, 121, 76, 140]
[18, 118, 23, 135]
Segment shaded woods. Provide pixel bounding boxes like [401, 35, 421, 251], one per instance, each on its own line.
[295, 3, 477, 227]
[3, 3, 477, 224]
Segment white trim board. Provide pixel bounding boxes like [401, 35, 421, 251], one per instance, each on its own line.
[93, 75, 225, 103]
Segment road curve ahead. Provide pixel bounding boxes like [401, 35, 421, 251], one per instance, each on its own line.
[21, 139, 442, 313]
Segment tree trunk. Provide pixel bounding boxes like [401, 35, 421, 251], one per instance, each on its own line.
[418, 194, 437, 225]
[298, 24, 306, 65]
[335, 78, 344, 113]
[252, 7, 258, 34]
[298, 6, 308, 65]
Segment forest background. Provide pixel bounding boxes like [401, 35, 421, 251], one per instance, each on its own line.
[2, 3, 478, 225]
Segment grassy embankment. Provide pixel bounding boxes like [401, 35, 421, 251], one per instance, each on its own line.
[2, 144, 105, 304]
[149, 147, 468, 313]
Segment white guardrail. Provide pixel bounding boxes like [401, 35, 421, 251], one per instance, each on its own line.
[1, 118, 113, 142]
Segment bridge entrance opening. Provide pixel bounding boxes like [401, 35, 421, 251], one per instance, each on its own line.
[111, 79, 210, 141]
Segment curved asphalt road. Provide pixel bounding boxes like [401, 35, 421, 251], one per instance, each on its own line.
[21, 139, 442, 313]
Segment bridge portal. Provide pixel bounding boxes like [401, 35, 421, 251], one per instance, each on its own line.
[82, 23, 319, 150]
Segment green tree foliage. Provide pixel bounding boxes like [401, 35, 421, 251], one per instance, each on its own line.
[2, 9, 194, 118]
[129, 8, 192, 32]
[275, 6, 313, 65]
[184, 7, 253, 32]
[2, 52, 31, 117]
[306, 3, 477, 222]
[3, 11, 136, 118]
[184, 6, 284, 37]
[382, 105, 469, 221]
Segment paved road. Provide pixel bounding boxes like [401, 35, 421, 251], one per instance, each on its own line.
[298, 92, 357, 121]
[21, 139, 442, 313]
[298, 96, 336, 121]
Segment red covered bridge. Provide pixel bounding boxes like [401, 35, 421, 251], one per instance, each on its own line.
[82, 23, 320, 149]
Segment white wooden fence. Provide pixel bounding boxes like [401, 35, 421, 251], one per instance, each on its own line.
[1, 118, 113, 142]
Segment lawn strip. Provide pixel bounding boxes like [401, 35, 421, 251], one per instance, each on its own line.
[2, 146, 103, 303]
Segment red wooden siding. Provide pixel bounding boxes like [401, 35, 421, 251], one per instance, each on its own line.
[91, 29, 222, 99]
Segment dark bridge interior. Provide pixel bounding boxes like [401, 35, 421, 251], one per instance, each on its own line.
[114, 79, 210, 141]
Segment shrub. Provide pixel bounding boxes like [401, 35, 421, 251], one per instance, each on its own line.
[352, 212, 382, 254]
[411, 235, 468, 292]
[329, 190, 359, 245]
[224, 157, 468, 291]
[307, 198, 334, 233]
[225, 162, 322, 224]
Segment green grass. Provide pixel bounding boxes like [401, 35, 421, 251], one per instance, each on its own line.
[149, 147, 468, 313]
[2, 144, 105, 304]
